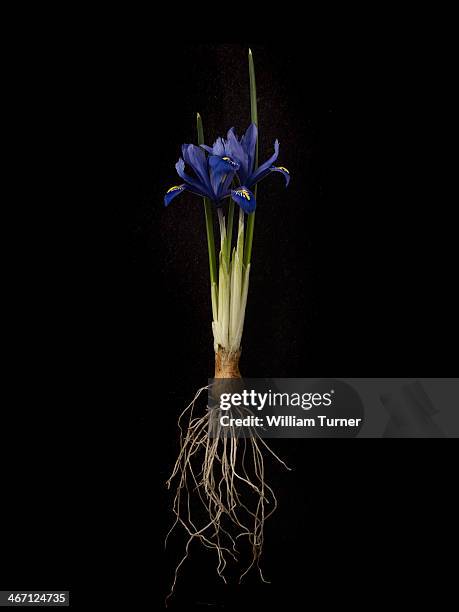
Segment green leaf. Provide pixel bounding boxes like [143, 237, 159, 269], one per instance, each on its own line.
[244, 49, 258, 270]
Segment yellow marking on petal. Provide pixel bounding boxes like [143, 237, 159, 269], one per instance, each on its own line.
[222, 157, 231, 161]
[276, 166, 290, 173]
[235, 188, 251, 201]
[166, 185, 184, 193]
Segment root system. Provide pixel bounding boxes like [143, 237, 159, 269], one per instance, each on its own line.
[165, 358, 290, 602]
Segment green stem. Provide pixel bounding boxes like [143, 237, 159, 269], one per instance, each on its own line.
[196, 112, 217, 287]
[244, 48, 258, 270]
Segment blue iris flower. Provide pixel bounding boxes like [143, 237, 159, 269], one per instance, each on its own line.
[201, 123, 290, 190]
[164, 125, 290, 213]
[164, 143, 256, 214]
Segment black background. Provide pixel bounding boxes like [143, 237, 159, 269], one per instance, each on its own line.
[1, 38, 457, 609]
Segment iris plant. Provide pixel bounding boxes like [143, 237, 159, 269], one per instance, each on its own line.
[164, 87, 290, 354]
[164, 49, 292, 602]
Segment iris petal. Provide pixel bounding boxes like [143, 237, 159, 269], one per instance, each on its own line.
[209, 155, 240, 199]
[231, 186, 256, 214]
[164, 184, 186, 207]
[175, 158, 210, 196]
[211, 137, 226, 157]
[226, 128, 246, 162]
[241, 123, 258, 176]
[270, 165, 290, 187]
[226, 127, 249, 183]
[181, 144, 212, 192]
[247, 139, 280, 186]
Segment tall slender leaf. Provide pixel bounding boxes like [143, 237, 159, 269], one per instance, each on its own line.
[243, 48, 258, 269]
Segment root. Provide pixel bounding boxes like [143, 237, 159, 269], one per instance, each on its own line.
[165, 385, 290, 603]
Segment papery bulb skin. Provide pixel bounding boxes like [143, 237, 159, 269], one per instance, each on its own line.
[215, 348, 241, 379]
